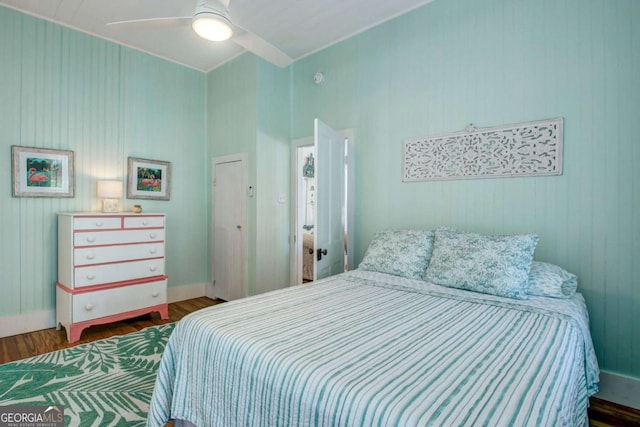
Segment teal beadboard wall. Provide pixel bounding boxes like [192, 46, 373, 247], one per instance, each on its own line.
[0, 6, 208, 320]
[206, 55, 291, 297]
[206, 55, 259, 295]
[291, 0, 639, 378]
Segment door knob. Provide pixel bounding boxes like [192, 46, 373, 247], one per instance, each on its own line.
[316, 248, 328, 261]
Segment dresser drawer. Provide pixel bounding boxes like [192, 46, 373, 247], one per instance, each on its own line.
[74, 243, 165, 266]
[74, 258, 165, 287]
[72, 280, 167, 323]
[124, 216, 164, 228]
[73, 217, 121, 230]
[74, 229, 165, 247]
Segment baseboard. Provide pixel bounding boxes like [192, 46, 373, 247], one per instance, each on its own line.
[0, 282, 210, 338]
[595, 371, 640, 410]
[167, 282, 209, 303]
[0, 310, 55, 338]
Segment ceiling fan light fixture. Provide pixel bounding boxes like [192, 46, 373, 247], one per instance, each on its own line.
[192, 12, 233, 42]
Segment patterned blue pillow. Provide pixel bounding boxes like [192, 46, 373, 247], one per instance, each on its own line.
[528, 261, 578, 298]
[424, 227, 538, 299]
[358, 230, 435, 280]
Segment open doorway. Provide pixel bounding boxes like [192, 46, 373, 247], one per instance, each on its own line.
[297, 145, 316, 283]
[290, 127, 354, 286]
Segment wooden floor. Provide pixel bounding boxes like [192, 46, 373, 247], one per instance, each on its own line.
[589, 397, 640, 427]
[1, 296, 638, 426]
[0, 296, 221, 364]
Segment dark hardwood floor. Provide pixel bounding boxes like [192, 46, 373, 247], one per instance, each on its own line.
[589, 397, 640, 427]
[1, 296, 638, 426]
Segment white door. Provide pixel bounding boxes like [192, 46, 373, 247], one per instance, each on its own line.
[212, 155, 247, 301]
[314, 119, 345, 280]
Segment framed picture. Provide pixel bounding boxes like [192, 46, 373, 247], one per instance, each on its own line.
[127, 157, 171, 200]
[11, 146, 75, 197]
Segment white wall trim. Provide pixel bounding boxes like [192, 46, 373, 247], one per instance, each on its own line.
[290, 136, 314, 286]
[167, 282, 208, 303]
[0, 283, 209, 338]
[595, 370, 640, 410]
[0, 310, 55, 338]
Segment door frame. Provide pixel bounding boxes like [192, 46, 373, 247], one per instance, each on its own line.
[289, 129, 355, 285]
[290, 137, 313, 285]
[210, 152, 248, 299]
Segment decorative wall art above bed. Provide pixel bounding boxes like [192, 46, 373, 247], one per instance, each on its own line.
[403, 117, 563, 182]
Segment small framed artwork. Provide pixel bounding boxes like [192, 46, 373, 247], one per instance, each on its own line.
[11, 145, 75, 197]
[127, 157, 171, 200]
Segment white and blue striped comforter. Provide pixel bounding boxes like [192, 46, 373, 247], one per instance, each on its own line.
[148, 270, 599, 427]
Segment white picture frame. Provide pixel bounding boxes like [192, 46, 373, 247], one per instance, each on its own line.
[127, 157, 171, 200]
[11, 145, 75, 198]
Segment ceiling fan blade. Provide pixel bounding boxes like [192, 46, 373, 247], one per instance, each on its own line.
[107, 17, 191, 30]
[232, 27, 293, 68]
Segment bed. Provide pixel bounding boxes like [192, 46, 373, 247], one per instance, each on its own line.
[148, 228, 599, 427]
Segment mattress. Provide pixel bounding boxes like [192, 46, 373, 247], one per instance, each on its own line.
[147, 270, 599, 427]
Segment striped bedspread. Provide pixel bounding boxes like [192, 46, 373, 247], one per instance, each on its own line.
[148, 270, 599, 427]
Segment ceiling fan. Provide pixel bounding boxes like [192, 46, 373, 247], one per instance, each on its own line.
[107, 0, 293, 68]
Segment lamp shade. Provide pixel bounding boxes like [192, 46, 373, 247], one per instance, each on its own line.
[97, 180, 123, 198]
[192, 12, 233, 41]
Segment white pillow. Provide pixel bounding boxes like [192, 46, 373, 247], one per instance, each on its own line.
[528, 261, 578, 298]
[424, 227, 538, 300]
[358, 230, 434, 280]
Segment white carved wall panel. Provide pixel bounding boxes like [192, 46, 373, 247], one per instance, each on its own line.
[403, 118, 563, 182]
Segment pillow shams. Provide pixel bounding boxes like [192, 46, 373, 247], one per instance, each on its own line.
[424, 227, 538, 299]
[358, 230, 434, 280]
[528, 261, 578, 298]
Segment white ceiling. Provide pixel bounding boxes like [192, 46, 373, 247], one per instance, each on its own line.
[0, 0, 434, 72]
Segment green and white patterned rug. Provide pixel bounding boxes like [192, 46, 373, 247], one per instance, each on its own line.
[0, 323, 175, 426]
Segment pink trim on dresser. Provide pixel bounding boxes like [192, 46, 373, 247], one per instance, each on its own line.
[73, 256, 164, 267]
[122, 227, 164, 231]
[73, 227, 164, 232]
[73, 241, 165, 249]
[56, 276, 168, 294]
[72, 215, 164, 218]
[66, 303, 169, 342]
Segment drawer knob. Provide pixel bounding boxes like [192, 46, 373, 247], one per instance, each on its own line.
[149, 266, 158, 272]
[86, 273, 96, 280]
[152, 291, 159, 298]
[149, 233, 157, 239]
[142, 220, 149, 226]
[95, 221, 103, 227]
[85, 304, 94, 311]
[149, 248, 157, 254]
[86, 253, 96, 260]
[86, 236, 96, 243]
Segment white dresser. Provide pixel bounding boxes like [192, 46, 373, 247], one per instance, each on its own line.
[56, 213, 168, 342]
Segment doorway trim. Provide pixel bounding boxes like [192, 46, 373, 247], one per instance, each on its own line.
[290, 137, 313, 285]
[289, 129, 355, 285]
[210, 152, 248, 299]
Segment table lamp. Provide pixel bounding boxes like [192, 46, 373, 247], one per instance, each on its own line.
[97, 180, 123, 213]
